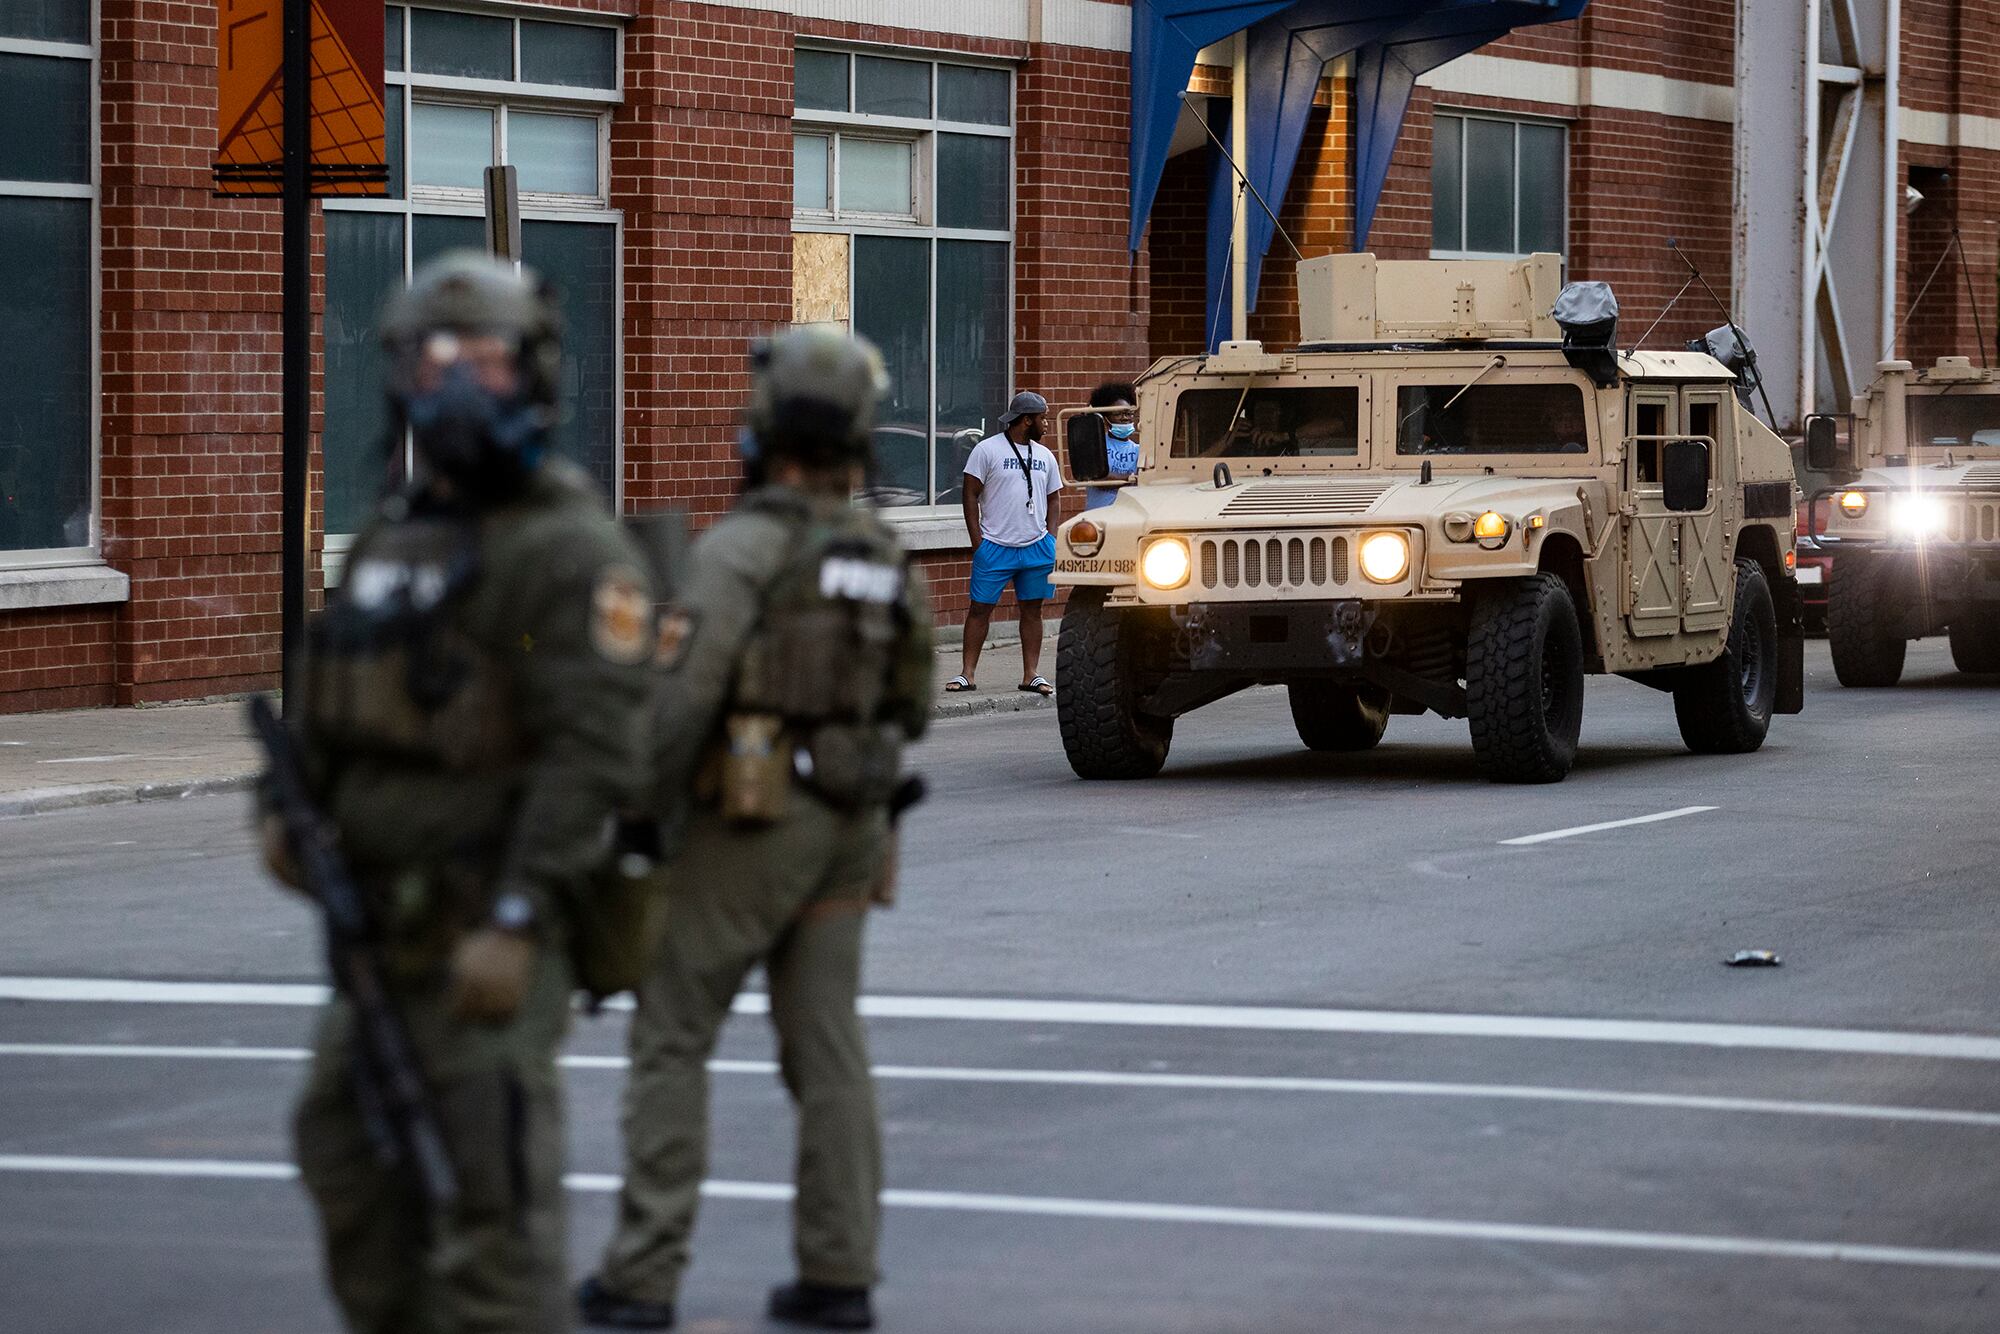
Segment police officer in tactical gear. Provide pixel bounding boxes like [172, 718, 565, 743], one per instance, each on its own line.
[278, 251, 655, 1333]
[578, 328, 934, 1332]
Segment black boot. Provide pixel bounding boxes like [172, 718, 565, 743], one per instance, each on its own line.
[576, 1275, 675, 1330]
[767, 1280, 875, 1330]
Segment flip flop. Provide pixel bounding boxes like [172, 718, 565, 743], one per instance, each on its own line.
[944, 675, 976, 692]
[1019, 676, 1054, 697]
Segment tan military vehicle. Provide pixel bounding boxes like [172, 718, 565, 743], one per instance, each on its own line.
[1053, 253, 1804, 783]
[1806, 357, 2000, 685]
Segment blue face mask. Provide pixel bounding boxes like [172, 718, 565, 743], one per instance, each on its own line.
[1108, 423, 1136, 440]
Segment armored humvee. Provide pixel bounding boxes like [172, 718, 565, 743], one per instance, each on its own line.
[1052, 253, 1805, 783]
[1805, 357, 2000, 684]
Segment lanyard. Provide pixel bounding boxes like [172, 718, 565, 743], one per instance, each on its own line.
[1005, 438, 1039, 520]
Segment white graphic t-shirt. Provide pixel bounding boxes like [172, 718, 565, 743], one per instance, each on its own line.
[964, 432, 1063, 547]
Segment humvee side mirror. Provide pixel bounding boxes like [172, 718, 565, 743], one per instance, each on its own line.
[1067, 412, 1110, 482]
[1662, 439, 1710, 512]
[1803, 414, 1846, 472]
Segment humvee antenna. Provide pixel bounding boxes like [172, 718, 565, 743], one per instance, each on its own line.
[1669, 238, 1782, 429]
[1889, 230, 1960, 361]
[1177, 91, 1306, 263]
[1956, 229, 1992, 368]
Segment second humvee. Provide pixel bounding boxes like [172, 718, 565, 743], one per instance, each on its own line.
[1806, 356, 2000, 685]
[1052, 253, 1805, 783]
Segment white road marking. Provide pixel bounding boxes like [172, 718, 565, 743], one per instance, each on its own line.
[37, 754, 141, 765]
[3, 1153, 1999, 1272]
[1501, 805, 1718, 846]
[6, 1042, 1997, 1129]
[9, 976, 2000, 1062]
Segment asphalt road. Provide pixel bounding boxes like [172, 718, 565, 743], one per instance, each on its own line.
[3, 640, 1998, 1333]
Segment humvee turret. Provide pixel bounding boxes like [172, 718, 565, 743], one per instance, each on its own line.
[1806, 357, 2000, 684]
[1052, 253, 1805, 783]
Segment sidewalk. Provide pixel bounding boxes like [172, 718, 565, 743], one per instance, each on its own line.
[0, 618, 1058, 819]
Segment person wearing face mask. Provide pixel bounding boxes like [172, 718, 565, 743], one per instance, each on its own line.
[946, 391, 1063, 697]
[1084, 381, 1140, 512]
[273, 251, 655, 1334]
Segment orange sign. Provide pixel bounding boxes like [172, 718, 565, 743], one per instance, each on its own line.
[214, 0, 387, 197]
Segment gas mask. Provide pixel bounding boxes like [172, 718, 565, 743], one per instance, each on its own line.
[397, 334, 548, 502]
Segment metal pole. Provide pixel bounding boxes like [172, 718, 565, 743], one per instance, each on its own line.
[280, 0, 310, 709]
[1230, 30, 1249, 345]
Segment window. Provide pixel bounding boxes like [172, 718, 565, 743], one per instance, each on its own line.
[1395, 383, 1590, 455]
[1431, 112, 1566, 259]
[792, 47, 1013, 509]
[322, 5, 622, 545]
[0, 7, 94, 562]
[1171, 387, 1361, 459]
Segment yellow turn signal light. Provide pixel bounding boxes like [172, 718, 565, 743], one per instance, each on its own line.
[1838, 490, 1869, 518]
[1066, 518, 1103, 557]
[1473, 510, 1512, 549]
[1358, 531, 1411, 583]
[1140, 537, 1192, 590]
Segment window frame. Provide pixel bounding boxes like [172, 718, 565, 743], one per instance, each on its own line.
[323, 4, 625, 570]
[1429, 108, 1570, 263]
[792, 42, 1016, 522]
[0, 7, 101, 571]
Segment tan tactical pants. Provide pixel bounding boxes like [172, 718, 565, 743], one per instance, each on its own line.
[598, 797, 889, 1303]
[294, 951, 575, 1334]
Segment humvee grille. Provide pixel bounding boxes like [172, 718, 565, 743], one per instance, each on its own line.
[1219, 480, 1396, 516]
[1943, 499, 2000, 543]
[1197, 534, 1350, 594]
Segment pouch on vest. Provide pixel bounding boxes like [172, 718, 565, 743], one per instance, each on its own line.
[800, 722, 903, 810]
[720, 713, 790, 824]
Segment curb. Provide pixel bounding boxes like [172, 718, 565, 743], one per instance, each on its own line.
[0, 687, 1049, 819]
[0, 773, 258, 820]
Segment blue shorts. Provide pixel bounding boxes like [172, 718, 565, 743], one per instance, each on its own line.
[969, 535, 1056, 606]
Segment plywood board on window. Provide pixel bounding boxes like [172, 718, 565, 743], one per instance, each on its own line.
[793, 232, 851, 328]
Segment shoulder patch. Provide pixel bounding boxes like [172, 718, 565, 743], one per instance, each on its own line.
[590, 566, 652, 665]
[654, 605, 699, 670]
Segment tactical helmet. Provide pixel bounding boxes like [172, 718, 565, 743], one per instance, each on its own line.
[745, 327, 888, 468]
[381, 251, 564, 495]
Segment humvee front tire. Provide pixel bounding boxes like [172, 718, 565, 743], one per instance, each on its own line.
[1056, 588, 1173, 779]
[1672, 559, 1777, 754]
[1465, 573, 1585, 784]
[1827, 556, 1907, 687]
[1948, 611, 2000, 674]
[1289, 682, 1390, 752]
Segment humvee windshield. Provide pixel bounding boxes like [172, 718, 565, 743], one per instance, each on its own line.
[1395, 382, 1589, 455]
[1908, 392, 2000, 449]
[1171, 386, 1360, 459]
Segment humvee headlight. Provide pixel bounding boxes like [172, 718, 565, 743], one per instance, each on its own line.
[1358, 531, 1411, 584]
[1838, 490, 1869, 518]
[1140, 537, 1192, 590]
[1473, 510, 1512, 549]
[1067, 518, 1104, 557]
[1890, 492, 1946, 539]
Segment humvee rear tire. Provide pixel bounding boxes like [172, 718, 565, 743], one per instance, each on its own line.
[1289, 683, 1390, 752]
[1672, 559, 1777, 754]
[1948, 611, 2000, 674]
[1827, 556, 1907, 687]
[1465, 573, 1585, 784]
[1056, 588, 1173, 779]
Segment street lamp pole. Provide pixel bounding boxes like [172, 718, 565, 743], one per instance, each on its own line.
[279, 0, 311, 710]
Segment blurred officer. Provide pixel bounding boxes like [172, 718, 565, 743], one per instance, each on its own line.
[579, 328, 933, 1332]
[283, 252, 654, 1333]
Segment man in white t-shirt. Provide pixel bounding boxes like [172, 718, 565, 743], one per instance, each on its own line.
[945, 391, 1062, 696]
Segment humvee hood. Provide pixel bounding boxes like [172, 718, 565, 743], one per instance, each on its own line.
[1854, 458, 2000, 492]
[1104, 474, 1594, 530]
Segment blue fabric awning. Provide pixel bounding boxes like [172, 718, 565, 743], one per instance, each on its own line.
[1129, 0, 1589, 348]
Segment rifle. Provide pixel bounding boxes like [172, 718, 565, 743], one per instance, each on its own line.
[248, 695, 460, 1209]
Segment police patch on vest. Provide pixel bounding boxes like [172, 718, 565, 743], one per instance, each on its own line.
[819, 556, 902, 605]
[655, 606, 697, 670]
[591, 567, 652, 665]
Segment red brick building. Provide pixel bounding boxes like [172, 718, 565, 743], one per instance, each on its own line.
[1, 0, 1994, 712]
